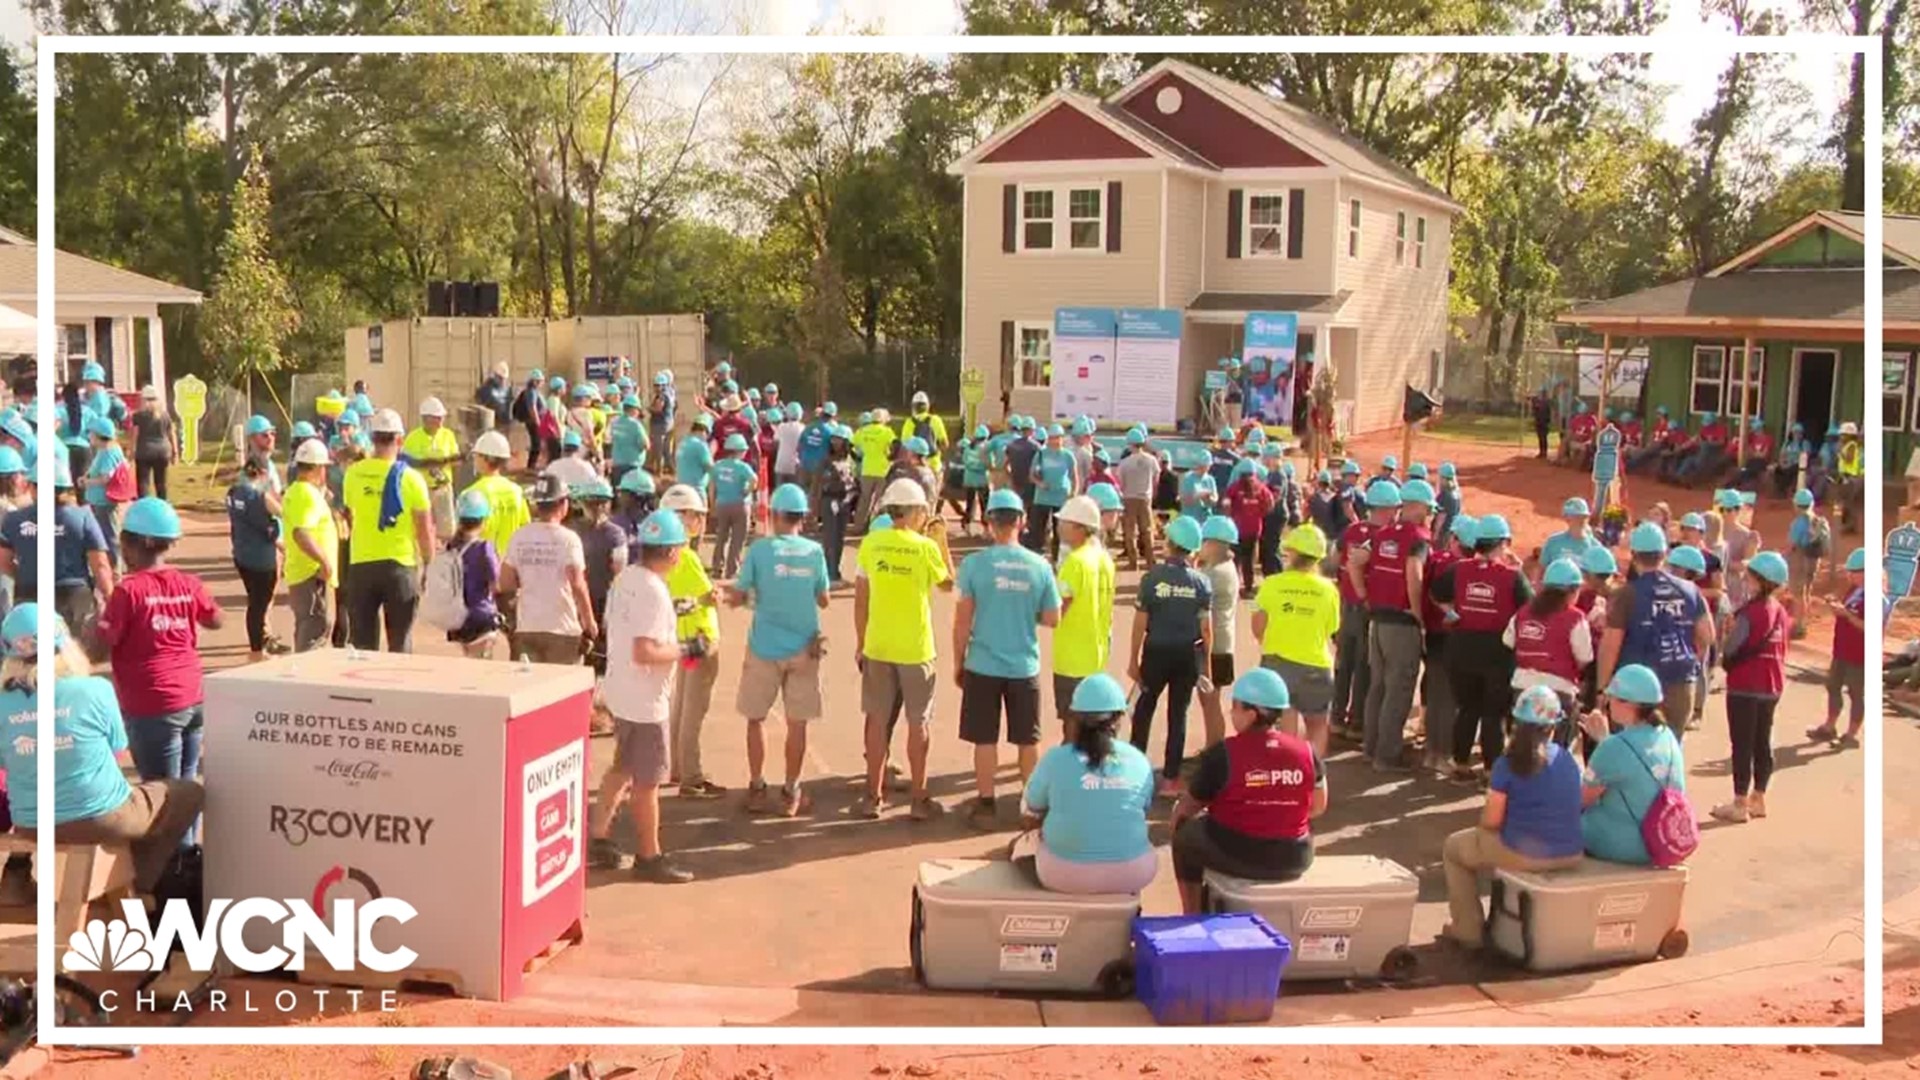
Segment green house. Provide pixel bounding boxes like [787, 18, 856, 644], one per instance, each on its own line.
[1562, 210, 1916, 476]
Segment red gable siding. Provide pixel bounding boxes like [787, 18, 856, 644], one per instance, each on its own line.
[1119, 73, 1321, 168]
[981, 103, 1151, 163]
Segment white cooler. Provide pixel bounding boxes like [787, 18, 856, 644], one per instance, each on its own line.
[1202, 855, 1420, 982]
[910, 858, 1139, 995]
[1487, 858, 1690, 973]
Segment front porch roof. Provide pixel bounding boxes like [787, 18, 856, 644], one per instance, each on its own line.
[1185, 290, 1351, 322]
[1559, 267, 1919, 338]
[0, 239, 202, 306]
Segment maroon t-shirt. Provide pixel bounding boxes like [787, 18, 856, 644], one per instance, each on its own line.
[98, 566, 222, 716]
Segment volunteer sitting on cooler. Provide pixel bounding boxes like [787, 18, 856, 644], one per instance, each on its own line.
[0, 605, 203, 894]
[1167, 668, 1325, 915]
[1576, 664, 1688, 866]
[1019, 674, 1158, 895]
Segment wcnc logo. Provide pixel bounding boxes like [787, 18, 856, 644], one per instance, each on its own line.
[61, 894, 418, 974]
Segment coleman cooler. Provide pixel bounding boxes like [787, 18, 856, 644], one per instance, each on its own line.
[1487, 858, 1690, 973]
[1202, 855, 1420, 982]
[910, 858, 1140, 995]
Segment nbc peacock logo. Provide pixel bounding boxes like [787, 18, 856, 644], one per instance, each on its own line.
[62, 917, 157, 973]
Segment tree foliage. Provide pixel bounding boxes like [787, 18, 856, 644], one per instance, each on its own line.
[200, 144, 299, 382]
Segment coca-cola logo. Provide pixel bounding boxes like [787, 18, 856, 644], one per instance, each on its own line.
[314, 759, 392, 786]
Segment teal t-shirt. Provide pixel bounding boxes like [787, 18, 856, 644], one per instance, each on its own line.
[962, 442, 989, 487]
[0, 676, 132, 827]
[1541, 529, 1605, 570]
[608, 415, 649, 468]
[712, 458, 757, 508]
[675, 435, 714, 492]
[736, 533, 831, 661]
[1581, 723, 1687, 865]
[1023, 742, 1156, 863]
[84, 445, 125, 507]
[957, 543, 1061, 678]
[1033, 448, 1077, 508]
[986, 432, 1015, 471]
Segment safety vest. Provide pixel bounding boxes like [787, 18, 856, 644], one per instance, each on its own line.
[1618, 570, 1705, 686]
[1205, 728, 1316, 842]
[1725, 597, 1788, 697]
[1512, 606, 1584, 684]
[1364, 522, 1427, 613]
[1423, 549, 1459, 633]
[1337, 521, 1377, 605]
[1452, 557, 1523, 635]
[1838, 441, 1863, 478]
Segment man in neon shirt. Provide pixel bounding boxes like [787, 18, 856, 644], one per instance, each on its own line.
[282, 439, 340, 652]
[462, 430, 530, 554]
[341, 408, 434, 653]
[661, 483, 725, 800]
[401, 397, 461, 539]
[1052, 494, 1115, 742]
[854, 478, 949, 819]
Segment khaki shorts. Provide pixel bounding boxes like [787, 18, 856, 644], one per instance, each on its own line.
[738, 651, 824, 722]
[515, 631, 583, 665]
[861, 659, 937, 726]
[612, 720, 670, 787]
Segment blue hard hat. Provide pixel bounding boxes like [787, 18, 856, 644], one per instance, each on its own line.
[1715, 488, 1743, 509]
[787, 403, 804, 421]
[1166, 514, 1203, 553]
[1606, 664, 1663, 706]
[1201, 516, 1240, 545]
[1581, 547, 1619, 576]
[905, 437, 930, 457]
[1543, 557, 1583, 589]
[770, 483, 808, 515]
[121, 497, 182, 540]
[1667, 545, 1707, 575]
[1562, 497, 1591, 517]
[1794, 488, 1814, 508]
[1512, 685, 1564, 727]
[0, 447, 22, 476]
[723, 433, 749, 452]
[549, 376, 567, 391]
[1628, 522, 1667, 554]
[1070, 673, 1129, 714]
[619, 469, 657, 496]
[1, 603, 64, 658]
[1216, 426, 1235, 441]
[1382, 455, 1399, 470]
[1232, 667, 1291, 711]
[636, 508, 689, 547]
[290, 421, 316, 440]
[1679, 512, 1706, 531]
[824, 402, 839, 417]
[1070, 418, 1093, 437]
[1399, 479, 1435, 507]
[1407, 463, 1428, 480]
[1087, 483, 1123, 512]
[1364, 480, 1403, 508]
[1126, 429, 1146, 446]
[245, 415, 275, 437]
[622, 394, 642, 409]
[654, 372, 670, 386]
[1048, 424, 1066, 439]
[457, 490, 493, 521]
[1231, 458, 1258, 481]
[987, 488, 1024, 513]
[1476, 514, 1512, 541]
[1747, 550, 1789, 586]
[1450, 514, 1478, 543]
[1341, 460, 1362, 476]
[561, 430, 583, 449]
[80, 362, 105, 383]
[1846, 547, 1866, 572]
[85, 414, 116, 440]
[1439, 462, 1456, 480]
[575, 478, 613, 501]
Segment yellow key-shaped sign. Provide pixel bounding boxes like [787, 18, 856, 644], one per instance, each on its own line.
[173, 374, 208, 463]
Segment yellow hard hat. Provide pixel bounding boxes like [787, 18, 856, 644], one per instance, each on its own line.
[1282, 523, 1329, 561]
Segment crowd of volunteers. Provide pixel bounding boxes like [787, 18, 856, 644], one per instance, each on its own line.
[0, 355, 1875, 937]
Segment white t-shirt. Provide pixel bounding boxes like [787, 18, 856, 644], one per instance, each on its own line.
[601, 564, 678, 725]
[542, 455, 601, 489]
[505, 521, 586, 636]
[774, 421, 805, 474]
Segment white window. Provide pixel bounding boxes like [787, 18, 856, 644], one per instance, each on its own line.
[1690, 346, 1726, 414]
[1014, 321, 1052, 389]
[1886, 351, 1913, 432]
[1727, 346, 1765, 420]
[1347, 199, 1361, 258]
[1395, 212, 1407, 265]
[1414, 216, 1427, 269]
[1690, 344, 1762, 417]
[1018, 184, 1106, 253]
[1244, 191, 1287, 256]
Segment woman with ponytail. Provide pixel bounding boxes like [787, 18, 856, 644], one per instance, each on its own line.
[1018, 674, 1157, 895]
[1577, 663, 1689, 866]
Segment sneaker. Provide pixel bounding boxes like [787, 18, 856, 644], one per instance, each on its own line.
[967, 797, 998, 831]
[264, 637, 292, 656]
[853, 795, 884, 820]
[1685, 715, 1702, 732]
[1448, 763, 1478, 784]
[680, 779, 727, 800]
[886, 764, 910, 793]
[781, 785, 812, 818]
[1709, 800, 1750, 824]
[909, 795, 939, 821]
[1371, 760, 1414, 776]
[1805, 724, 1839, 743]
[632, 854, 693, 884]
[1838, 730, 1862, 748]
[587, 837, 626, 871]
[744, 782, 774, 815]
[1748, 792, 1767, 819]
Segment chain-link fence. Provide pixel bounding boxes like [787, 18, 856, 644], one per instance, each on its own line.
[718, 339, 961, 415]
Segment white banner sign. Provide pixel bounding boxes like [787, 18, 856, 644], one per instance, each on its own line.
[1111, 308, 1182, 425]
[1051, 307, 1119, 419]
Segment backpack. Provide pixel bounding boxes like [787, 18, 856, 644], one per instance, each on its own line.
[1622, 737, 1698, 868]
[103, 457, 137, 504]
[420, 541, 472, 632]
[1802, 515, 1831, 559]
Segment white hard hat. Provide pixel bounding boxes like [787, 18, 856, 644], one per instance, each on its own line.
[419, 396, 448, 418]
[140, 385, 160, 400]
[1056, 495, 1102, 530]
[370, 408, 406, 435]
[881, 478, 929, 508]
[911, 391, 929, 405]
[473, 430, 512, 459]
[1838, 421, 1859, 436]
[660, 483, 708, 513]
[493, 362, 509, 379]
[872, 408, 891, 424]
[293, 439, 332, 466]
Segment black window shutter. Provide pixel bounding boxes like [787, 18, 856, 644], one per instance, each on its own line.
[1226, 189, 1243, 258]
[1000, 321, 1016, 390]
[1287, 189, 1306, 259]
[1106, 181, 1123, 252]
[1002, 184, 1017, 253]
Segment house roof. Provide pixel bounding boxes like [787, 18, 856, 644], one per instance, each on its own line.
[1189, 290, 1353, 315]
[949, 90, 1212, 174]
[0, 236, 202, 305]
[1710, 209, 1920, 275]
[1562, 267, 1919, 328]
[1094, 101, 1218, 170]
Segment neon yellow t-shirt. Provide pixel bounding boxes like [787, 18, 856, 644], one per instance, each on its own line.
[668, 546, 719, 644]
[854, 423, 898, 478]
[342, 457, 431, 567]
[1053, 541, 1115, 678]
[1254, 569, 1341, 668]
[461, 473, 531, 554]
[589, 406, 610, 447]
[281, 480, 338, 587]
[857, 526, 948, 664]
[401, 426, 460, 488]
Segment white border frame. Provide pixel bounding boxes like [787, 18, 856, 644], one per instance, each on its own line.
[34, 32, 1882, 1048]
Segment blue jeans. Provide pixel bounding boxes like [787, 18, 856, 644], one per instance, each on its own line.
[126, 705, 203, 846]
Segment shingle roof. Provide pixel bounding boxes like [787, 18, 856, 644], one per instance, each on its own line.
[1828, 210, 1920, 266]
[1095, 101, 1218, 169]
[1564, 268, 1917, 325]
[0, 240, 201, 304]
[1189, 290, 1353, 315]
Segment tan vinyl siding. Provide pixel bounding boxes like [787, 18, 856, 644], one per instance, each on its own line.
[1164, 172, 1207, 308]
[963, 171, 1164, 421]
[1202, 178, 1337, 295]
[1336, 185, 1452, 434]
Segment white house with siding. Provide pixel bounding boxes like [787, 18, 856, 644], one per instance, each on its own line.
[0, 226, 201, 390]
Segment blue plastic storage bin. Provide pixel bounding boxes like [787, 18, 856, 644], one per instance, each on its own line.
[1132, 913, 1291, 1026]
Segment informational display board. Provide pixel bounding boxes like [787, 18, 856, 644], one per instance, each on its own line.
[1111, 308, 1182, 426]
[1242, 312, 1298, 426]
[203, 650, 593, 1001]
[584, 356, 618, 382]
[1051, 307, 1119, 419]
[1592, 423, 1622, 513]
[1576, 348, 1648, 401]
[1887, 523, 1920, 613]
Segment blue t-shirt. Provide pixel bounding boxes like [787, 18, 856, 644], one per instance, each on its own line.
[957, 543, 1061, 679]
[85, 388, 125, 424]
[798, 422, 833, 471]
[1023, 741, 1156, 864]
[1581, 723, 1687, 865]
[0, 675, 132, 827]
[3, 504, 109, 591]
[711, 457, 757, 508]
[226, 481, 280, 571]
[675, 435, 715, 492]
[1033, 448, 1077, 508]
[1541, 529, 1604, 570]
[736, 533, 831, 661]
[83, 445, 126, 508]
[1138, 559, 1212, 649]
[1489, 742, 1585, 859]
[608, 415, 648, 468]
[962, 441, 989, 487]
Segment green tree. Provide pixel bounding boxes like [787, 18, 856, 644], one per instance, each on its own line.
[201, 145, 299, 400]
[0, 49, 33, 236]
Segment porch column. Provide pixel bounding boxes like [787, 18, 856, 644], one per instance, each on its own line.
[1736, 334, 1754, 466]
[1599, 333, 1613, 405]
[147, 316, 167, 394]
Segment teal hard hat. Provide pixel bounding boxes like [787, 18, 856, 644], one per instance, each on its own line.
[974, 425, 990, 440]
[715, 361, 733, 376]
[352, 392, 374, 413]
[457, 490, 493, 521]
[80, 362, 105, 383]
[1747, 550, 1789, 586]
[1201, 516, 1240, 545]
[770, 483, 808, 515]
[1069, 673, 1129, 714]
[1231, 458, 1258, 481]
[245, 414, 275, 437]
[832, 423, 852, 439]
[1087, 482, 1123, 511]
[654, 372, 670, 386]
[623, 394, 643, 409]
[530, 369, 545, 382]
[1667, 545, 1707, 575]
[336, 409, 359, 428]
[1125, 429, 1146, 446]
[121, 497, 182, 540]
[1439, 462, 1456, 480]
[636, 507, 689, 547]
[1, 603, 64, 658]
[618, 469, 657, 496]
[1700, 411, 1716, 424]
[1216, 426, 1235, 441]
[290, 421, 317, 440]
[905, 436, 930, 457]
[741, 406, 758, 425]
[1048, 424, 1066, 439]
[1094, 448, 1113, 465]
[576, 478, 614, 501]
[85, 414, 116, 440]
[764, 383, 779, 395]
[858, 411, 873, 426]
[1166, 514, 1203, 552]
[785, 402, 803, 420]
[1399, 479, 1436, 507]
[561, 430, 583, 449]
[1450, 514, 1478, 544]
[1543, 557, 1583, 589]
[1341, 460, 1362, 476]
[1845, 547, 1866, 572]
[824, 402, 839, 416]
[1364, 479, 1403, 509]
[1245, 427, 1266, 446]
[1606, 664, 1663, 706]
[549, 375, 567, 391]
[1794, 488, 1814, 508]
[1476, 514, 1512, 541]
[0, 447, 22, 476]
[1581, 547, 1619, 576]
[1714, 489, 1742, 510]
[1264, 444, 1285, 461]
[1629, 522, 1668, 554]
[617, 377, 635, 390]
[746, 387, 761, 402]
[691, 413, 713, 429]
[572, 382, 593, 399]
[1562, 497, 1591, 517]
[1512, 685, 1564, 727]
[723, 433, 749, 452]
[1407, 463, 1428, 480]
[1232, 667, 1291, 711]
[1316, 469, 1332, 484]
[1679, 512, 1706, 532]
[1575, 400, 1589, 414]
[724, 380, 740, 394]
[1070, 418, 1093, 437]
[1382, 455, 1399, 470]
[987, 488, 1024, 513]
